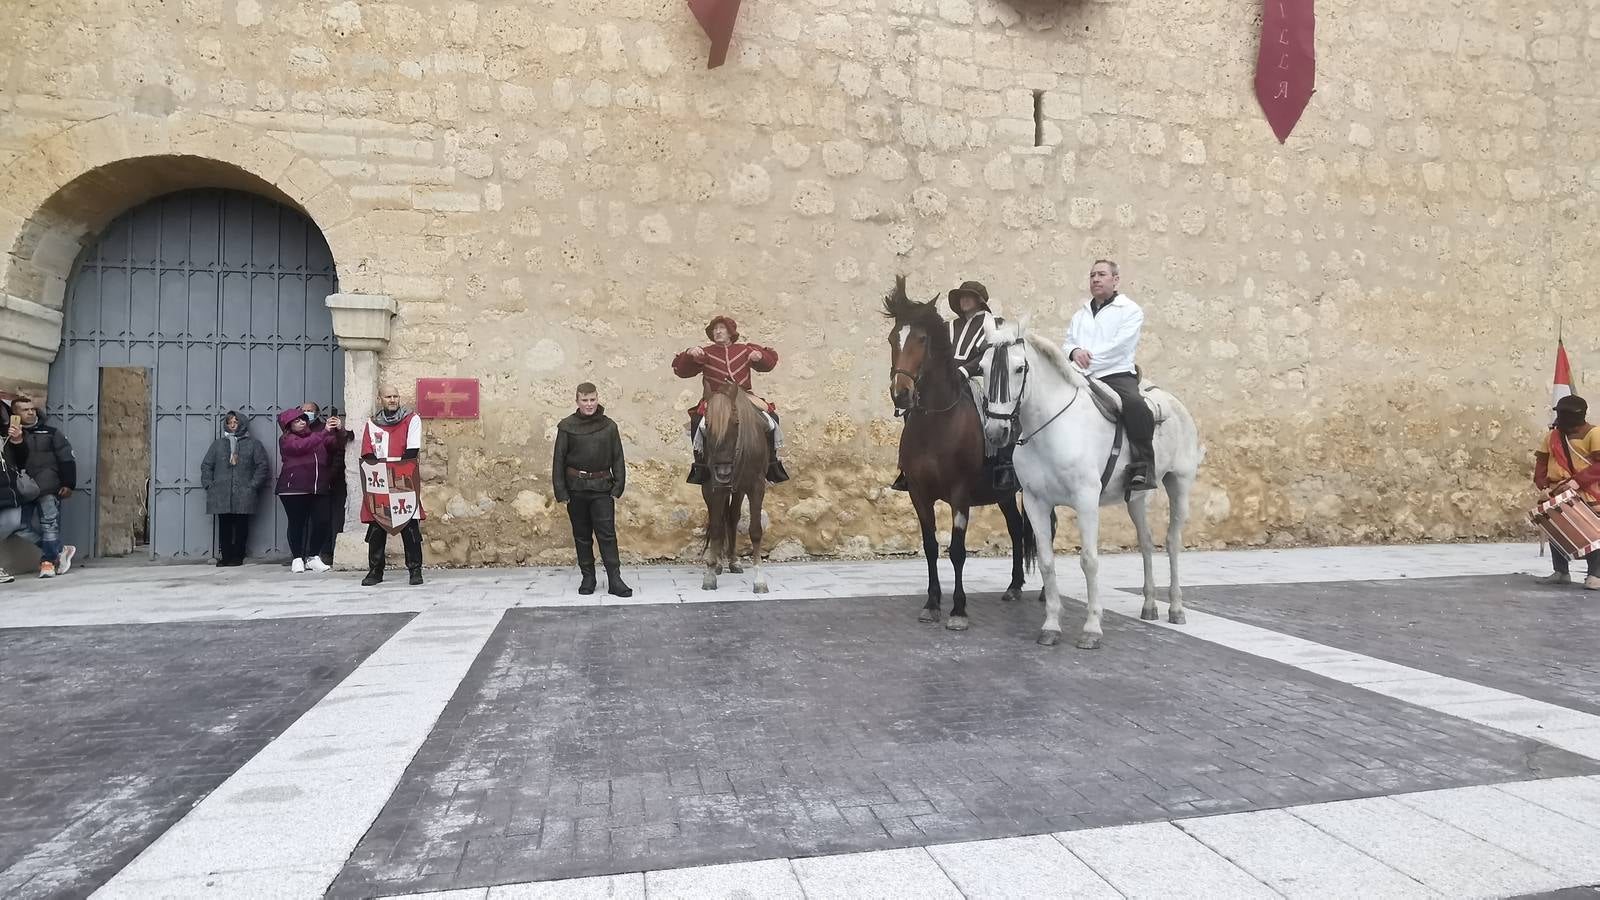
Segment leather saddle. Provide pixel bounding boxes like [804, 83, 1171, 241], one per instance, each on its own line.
[1085, 379, 1169, 425]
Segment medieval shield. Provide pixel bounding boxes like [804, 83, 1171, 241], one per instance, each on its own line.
[362, 458, 421, 534]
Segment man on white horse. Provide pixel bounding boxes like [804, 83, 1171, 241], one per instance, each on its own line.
[1064, 259, 1156, 491]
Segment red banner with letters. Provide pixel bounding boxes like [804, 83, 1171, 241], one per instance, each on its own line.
[1255, 0, 1316, 143]
[415, 378, 480, 419]
[688, 0, 744, 69]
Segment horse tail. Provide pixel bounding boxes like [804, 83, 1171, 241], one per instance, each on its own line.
[1019, 494, 1038, 575]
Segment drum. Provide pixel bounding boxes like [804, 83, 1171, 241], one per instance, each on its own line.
[1530, 488, 1600, 559]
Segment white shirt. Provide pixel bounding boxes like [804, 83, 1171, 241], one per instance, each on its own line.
[1063, 293, 1143, 378]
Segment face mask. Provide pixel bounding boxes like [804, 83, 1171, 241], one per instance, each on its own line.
[304, 412, 317, 422]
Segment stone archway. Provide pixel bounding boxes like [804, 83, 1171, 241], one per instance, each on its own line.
[0, 115, 396, 564]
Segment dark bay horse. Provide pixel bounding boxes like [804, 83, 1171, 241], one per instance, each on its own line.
[701, 380, 769, 592]
[884, 276, 1032, 630]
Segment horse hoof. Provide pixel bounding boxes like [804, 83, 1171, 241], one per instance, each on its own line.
[729, 563, 744, 574]
[918, 609, 941, 624]
[702, 578, 717, 591]
[946, 616, 969, 632]
[714, 564, 723, 576]
[1076, 633, 1102, 650]
[1000, 588, 1021, 603]
[1168, 611, 1187, 625]
[1140, 606, 1159, 621]
[753, 582, 769, 594]
[1037, 629, 1061, 646]
[1036, 590, 1047, 603]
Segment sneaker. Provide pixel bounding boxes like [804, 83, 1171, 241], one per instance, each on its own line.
[0, 568, 13, 584]
[305, 556, 330, 573]
[1536, 572, 1572, 585]
[38, 561, 56, 578]
[1586, 576, 1600, 591]
[291, 558, 306, 574]
[57, 545, 76, 575]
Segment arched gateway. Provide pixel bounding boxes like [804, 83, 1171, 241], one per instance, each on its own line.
[48, 189, 343, 561]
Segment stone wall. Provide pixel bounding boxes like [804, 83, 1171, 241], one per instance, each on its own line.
[2, 0, 1595, 565]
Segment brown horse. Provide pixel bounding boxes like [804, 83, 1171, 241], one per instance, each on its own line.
[884, 276, 1032, 630]
[701, 380, 770, 592]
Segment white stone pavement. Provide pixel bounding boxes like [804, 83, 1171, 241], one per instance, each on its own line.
[7, 542, 1590, 898]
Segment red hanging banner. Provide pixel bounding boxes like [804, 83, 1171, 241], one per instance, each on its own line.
[687, 0, 745, 69]
[1254, 0, 1316, 143]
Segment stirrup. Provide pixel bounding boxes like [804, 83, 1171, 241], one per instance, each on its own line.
[766, 460, 791, 484]
[890, 472, 909, 492]
[1126, 464, 1156, 491]
[686, 463, 709, 485]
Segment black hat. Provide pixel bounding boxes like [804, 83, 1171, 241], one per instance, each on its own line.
[1556, 395, 1587, 417]
[947, 280, 990, 315]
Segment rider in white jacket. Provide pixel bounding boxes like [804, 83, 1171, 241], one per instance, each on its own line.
[1063, 259, 1155, 491]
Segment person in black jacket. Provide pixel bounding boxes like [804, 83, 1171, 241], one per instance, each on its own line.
[12, 396, 77, 577]
[551, 382, 631, 597]
[1, 416, 31, 584]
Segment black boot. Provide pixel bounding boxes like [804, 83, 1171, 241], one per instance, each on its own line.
[599, 536, 632, 597]
[401, 523, 424, 585]
[361, 530, 385, 586]
[687, 462, 709, 485]
[890, 471, 909, 491]
[1126, 449, 1155, 492]
[578, 563, 597, 595]
[765, 431, 790, 484]
[991, 445, 1020, 492]
[605, 565, 633, 597]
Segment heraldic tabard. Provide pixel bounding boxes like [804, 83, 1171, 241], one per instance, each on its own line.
[360, 412, 427, 535]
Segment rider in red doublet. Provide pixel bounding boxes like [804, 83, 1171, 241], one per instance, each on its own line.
[671, 315, 790, 485]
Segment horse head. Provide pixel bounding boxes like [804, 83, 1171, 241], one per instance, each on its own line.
[702, 380, 744, 486]
[881, 275, 947, 414]
[980, 314, 1031, 447]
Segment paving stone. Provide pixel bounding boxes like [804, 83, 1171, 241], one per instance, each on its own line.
[790, 848, 960, 899]
[1178, 575, 1600, 715]
[326, 596, 1597, 896]
[1289, 795, 1568, 896]
[926, 834, 1118, 898]
[1395, 784, 1600, 885]
[1177, 808, 1434, 898]
[0, 615, 410, 899]
[1054, 822, 1275, 899]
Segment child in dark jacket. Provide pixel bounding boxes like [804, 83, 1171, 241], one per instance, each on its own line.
[277, 407, 342, 573]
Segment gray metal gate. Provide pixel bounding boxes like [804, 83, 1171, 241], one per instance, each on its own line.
[48, 188, 342, 561]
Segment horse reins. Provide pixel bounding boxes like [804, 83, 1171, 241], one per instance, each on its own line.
[891, 363, 965, 416]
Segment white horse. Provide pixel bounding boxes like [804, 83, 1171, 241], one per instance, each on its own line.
[979, 316, 1204, 649]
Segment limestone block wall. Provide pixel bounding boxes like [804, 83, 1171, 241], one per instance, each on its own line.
[2, 0, 1597, 564]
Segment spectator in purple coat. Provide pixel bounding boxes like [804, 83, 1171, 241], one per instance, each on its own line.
[276, 406, 343, 574]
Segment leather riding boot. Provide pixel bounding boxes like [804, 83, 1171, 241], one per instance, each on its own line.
[401, 523, 424, 585]
[687, 449, 709, 485]
[991, 445, 1020, 492]
[577, 539, 598, 595]
[361, 530, 385, 586]
[1126, 447, 1155, 491]
[599, 539, 632, 597]
[765, 431, 790, 484]
[890, 471, 909, 491]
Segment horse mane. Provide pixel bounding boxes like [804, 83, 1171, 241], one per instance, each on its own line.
[703, 383, 767, 491]
[881, 275, 955, 365]
[991, 319, 1089, 389]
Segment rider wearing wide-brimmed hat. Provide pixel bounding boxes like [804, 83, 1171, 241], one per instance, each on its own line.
[671, 315, 790, 485]
[891, 280, 1018, 492]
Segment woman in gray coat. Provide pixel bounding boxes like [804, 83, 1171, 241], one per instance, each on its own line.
[201, 410, 270, 566]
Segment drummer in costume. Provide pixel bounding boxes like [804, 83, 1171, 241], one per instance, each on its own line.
[890, 280, 1017, 491]
[358, 384, 427, 586]
[672, 315, 790, 485]
[1533, 394, 1600, 588]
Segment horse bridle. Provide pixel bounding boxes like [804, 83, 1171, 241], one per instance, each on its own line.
[984, 337, 1079, 447]
[891, 334, 965, 417]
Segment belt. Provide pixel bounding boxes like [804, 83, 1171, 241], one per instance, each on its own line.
[566, 467, 611, 479]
